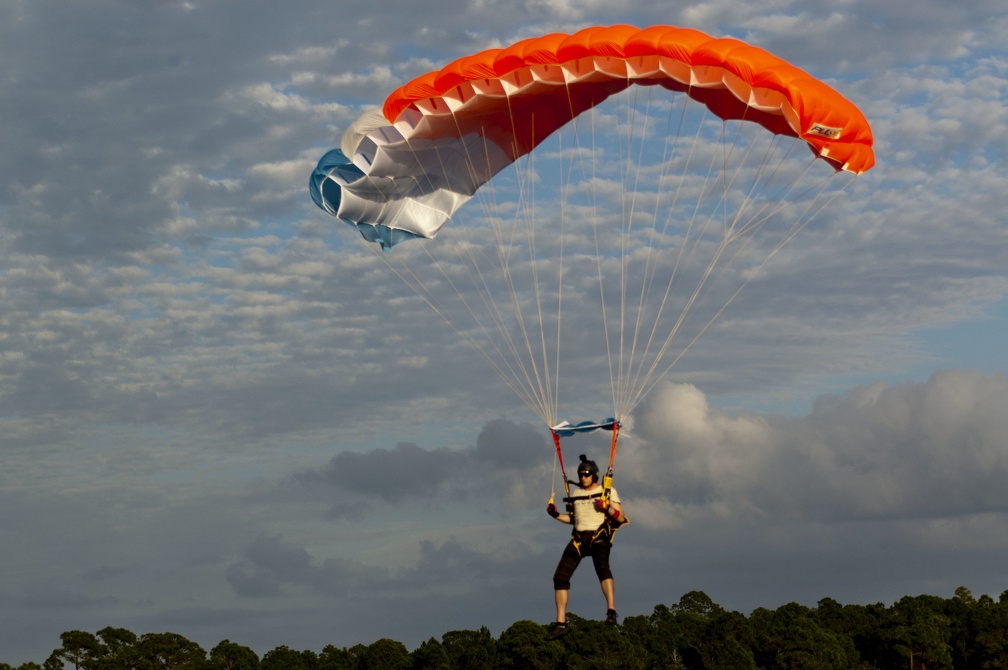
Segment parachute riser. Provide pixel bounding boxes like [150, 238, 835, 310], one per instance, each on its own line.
[603, 421, 620, 503]
[549, 430, 571, 508]
[548, 419, 621, 505]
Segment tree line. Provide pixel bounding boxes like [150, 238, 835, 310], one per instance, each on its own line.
[5, 587, 1007, 670]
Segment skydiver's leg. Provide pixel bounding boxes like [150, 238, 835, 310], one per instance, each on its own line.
[600, 577, 615, 611]
[554, 588, 569, 623]
[552, 540, 581, 624]
[590, 542, 616, 612]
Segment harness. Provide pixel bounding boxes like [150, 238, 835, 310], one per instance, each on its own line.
[563, 488, 621, 555]
[548, 420, 629, 556]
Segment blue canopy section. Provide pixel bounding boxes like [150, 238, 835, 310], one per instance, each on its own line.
[309, 148, 422, 250]
[309, 148, 362, 213]
[354, 220, 424, 249]
[551, 419, 620, 437]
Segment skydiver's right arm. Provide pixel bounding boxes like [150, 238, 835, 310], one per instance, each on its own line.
[546, 503, 572, 524]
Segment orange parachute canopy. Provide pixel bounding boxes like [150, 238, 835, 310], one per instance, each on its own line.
[312, 25, 873, 247]
[382, 24, 873, 174]
[308, 25, 876, 429]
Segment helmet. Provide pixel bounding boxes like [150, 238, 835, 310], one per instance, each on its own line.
[577, 454, 599, 482]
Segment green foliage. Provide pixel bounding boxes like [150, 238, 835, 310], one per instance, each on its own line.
[316, 645, 353, 670]
[411, 638, 450, 670]
[561, 618, 647, 670]
[441, 627, 499, 669]
[209, 641, 259, 670]
[138, 633, 205, 670]
[16, 586, 1008, 670]
[53, 632, 102, 670]
[620, 613, 683, 669]
[260, 646, 317, 670]
[752, 603, 857, 670]
[889, 595, 954, 670]
[358, 639, 410, 670]
[498, 620, 563, 669]
[95, 629, 138, 658]
[672, 591, 723, 618]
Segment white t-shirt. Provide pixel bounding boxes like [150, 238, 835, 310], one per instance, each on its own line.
[569, 483, 620, 531]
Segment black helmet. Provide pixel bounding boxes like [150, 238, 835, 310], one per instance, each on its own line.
[577, 454, 599, 482]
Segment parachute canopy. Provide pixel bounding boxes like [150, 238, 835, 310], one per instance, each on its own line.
[552, 419, 620, 437]
[311, 24, 874, 248]
[310, 25, 875, 429]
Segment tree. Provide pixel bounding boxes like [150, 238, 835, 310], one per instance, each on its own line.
[702, 611, 757, 670]
[946, 587, 978, 669]
[95, 629, 138, 658]
[358, 639, 409, 670]
[816, 598, 904, 668]
[208, 641, 258, 670]
[52, 632, 103, 670]
[655, 592, 759, 670]
[137, 634, 205, 670]
[316, 645, 354, 670]
[260, 647, 317, 670]
[345, 646, 367, 670]
[972, 597, 1008, 670]
[93, 628, 144, 670]
[943, 590, 1008, 670]
[752, 602, 857, 670]
[954, 586, 976, 607]
[44, 652, 65, 670]
[619, 613, 683, 669]
[24, 588, 1008, 670]
[497, 620, 562, 670]
[889, 595, 953, 670]
[671, 591, 723, 618]
[410, 638, 450, 670]
[441, 627, 498, 670]
[561, 619, 647, 670]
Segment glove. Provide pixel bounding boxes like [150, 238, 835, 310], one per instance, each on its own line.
[547, 503, 560, 518]
[595, 498, 621, 521]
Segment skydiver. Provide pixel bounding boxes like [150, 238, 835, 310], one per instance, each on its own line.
[545, 454, 625, 639]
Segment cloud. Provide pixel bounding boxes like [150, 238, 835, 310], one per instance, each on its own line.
[301, 442, 463, 502]
[627, 372, 1008, 525]
[292, 418, 550, 505]
[473, 417, 549, 467]
[226, 533, 390, 599]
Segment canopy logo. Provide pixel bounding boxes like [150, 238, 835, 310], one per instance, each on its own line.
[808, 123, 842, 138]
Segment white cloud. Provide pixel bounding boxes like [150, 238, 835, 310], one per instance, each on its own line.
[627, 373, 1008, 524]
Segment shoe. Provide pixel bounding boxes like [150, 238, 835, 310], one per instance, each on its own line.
[605, 609, 618, 625]
[546, 621, 569, 639]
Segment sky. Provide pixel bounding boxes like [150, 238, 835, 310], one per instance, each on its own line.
[1, 0, 1008, 663]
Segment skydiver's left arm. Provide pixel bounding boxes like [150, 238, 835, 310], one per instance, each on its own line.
[594, 497, 624, 522]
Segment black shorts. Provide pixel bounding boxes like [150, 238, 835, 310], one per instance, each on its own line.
[552, 531, 612, 590]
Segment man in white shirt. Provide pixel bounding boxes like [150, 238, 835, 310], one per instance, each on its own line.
[545, 454, 625, 639]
